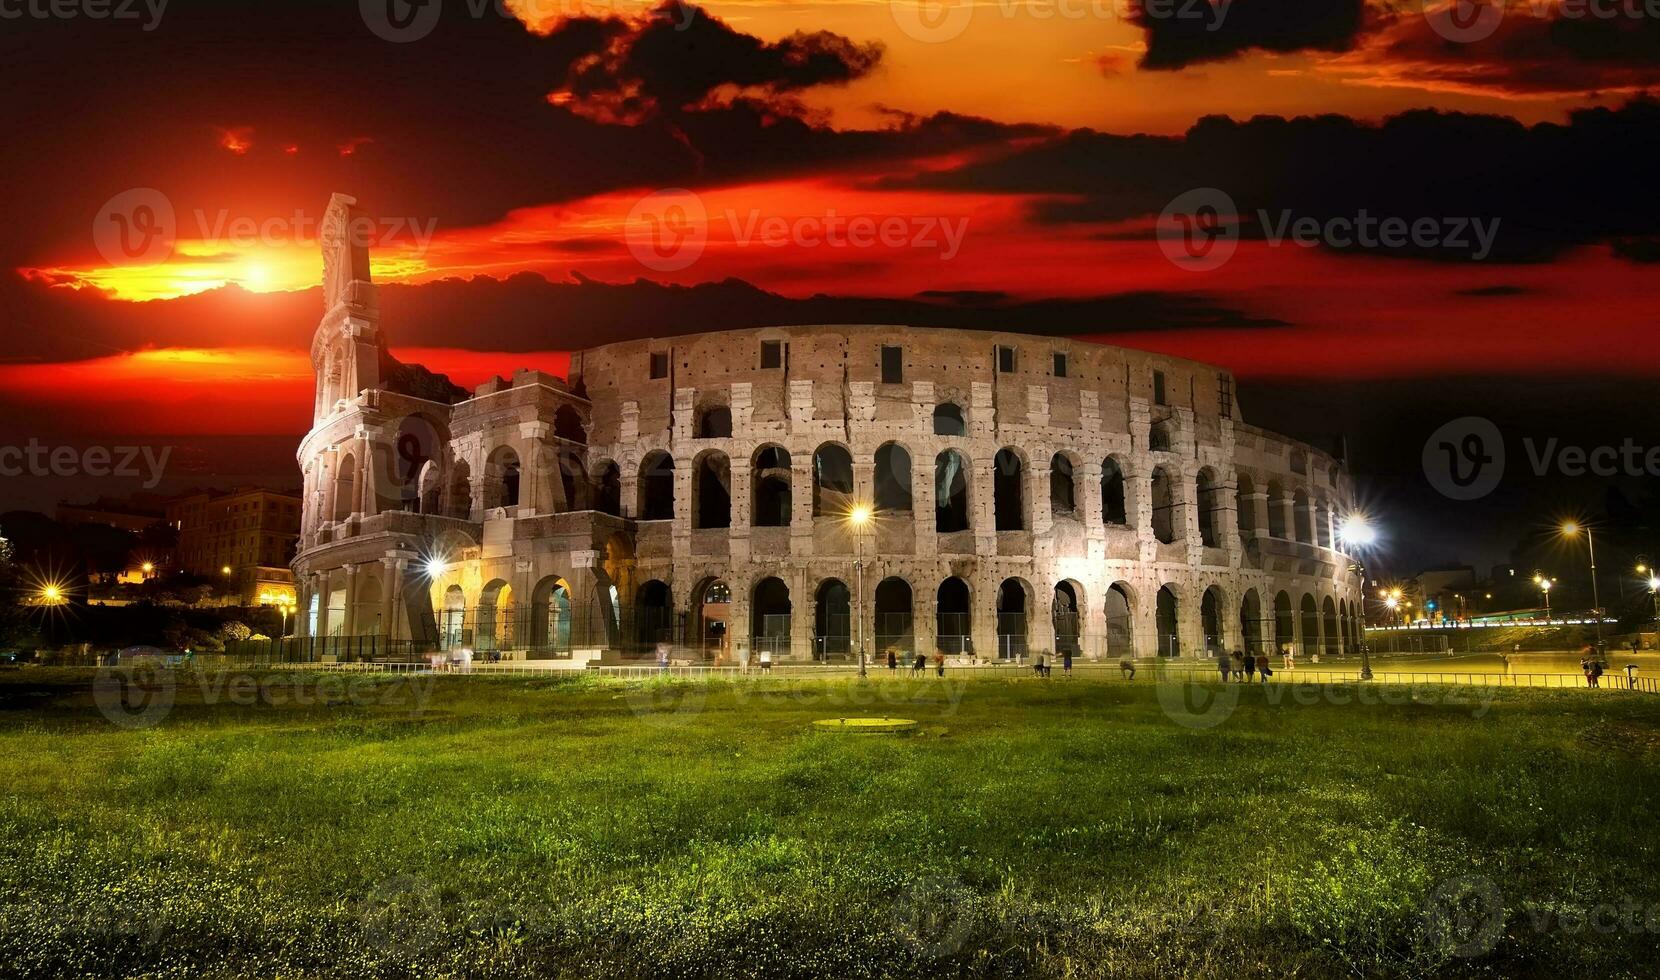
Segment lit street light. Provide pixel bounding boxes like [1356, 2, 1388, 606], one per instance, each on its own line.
[1560, 522, 1603, 656]
[849, 504, 872, 678]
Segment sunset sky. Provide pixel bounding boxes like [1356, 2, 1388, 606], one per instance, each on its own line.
[2, 0, 1658, 567]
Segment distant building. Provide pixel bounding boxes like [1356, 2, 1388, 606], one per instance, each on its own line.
[166, 488, 302, 606]
[55, 494, 168, 533]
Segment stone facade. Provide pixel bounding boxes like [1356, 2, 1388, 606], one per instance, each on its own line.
[294, 195, 1365, 662]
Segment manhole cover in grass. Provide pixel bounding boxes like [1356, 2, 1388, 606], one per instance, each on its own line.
[811, 717, 918, 735]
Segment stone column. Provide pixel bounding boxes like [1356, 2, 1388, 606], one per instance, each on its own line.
[1244, 491, 1269, 541]
[729, 455, 751, 565]
[914, 448, 937, 558]
[380, 558, 403, 640]
[790, 567, 813, 661]
[974, 455, 997, 558]
[519, 421, 555, 516]
[1080, 460, 1104, 533]
[971, 577, 998, 662]
[314, 573, 333, 640]
[913, 583, 936, 658]
[342, 564, 361, 637]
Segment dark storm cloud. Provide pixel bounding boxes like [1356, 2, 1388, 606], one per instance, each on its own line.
[1133, 0, 1367, 69]
[0, 0, 1018, 268]
[899, 98, 1660, 261]
[0, 270, 1279, 364]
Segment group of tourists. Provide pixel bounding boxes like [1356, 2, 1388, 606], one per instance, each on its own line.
[887, 648, 947, 677]
[1217, 649, 1274, 683]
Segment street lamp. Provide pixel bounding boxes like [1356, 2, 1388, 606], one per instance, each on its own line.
[1536, 575, 1553, 620]
[1560, 522, 1603, 654]
[849, 503, 872, 678]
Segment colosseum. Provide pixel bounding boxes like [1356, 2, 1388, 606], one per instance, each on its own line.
[293, 195, 1367, 664]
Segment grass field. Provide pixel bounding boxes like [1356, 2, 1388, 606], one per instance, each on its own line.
[1, 668, 1658, 979]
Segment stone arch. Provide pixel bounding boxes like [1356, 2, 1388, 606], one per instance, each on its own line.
[814, 577, 851, 659]
[692, 577, 732, 661]
[1273, 590, 1295, 653]
[933, 401, 967, 437]
[750, 576, 792, 659]
[993, 447, 1027, 532]
[1149, 420, 1173, 452]
[1200, 584, 1226, 655]
[332, 450, 359, 522]
[635, 579, 672, 648]
[1101, 455, 1129, 525]
[1314, 496, 1332, 548]
[875, 442, 913, 512]
[554, 404, 587, 444]
[812, 442, 854, 517]
[638, 451, 675, 520]
[1293, 488, 1313, 543]
[1155, 584, 1180, 657]
[1049, 452, 1079, 519]
[591, 459, 622, 516]
[1299, 593, 1320, 656]
[440, 584, 467, 649]
[1196, 467, 1223, 548]
[1235, 472, 1256, 537]
[1240, 588, 1264, 654]
[1053, 579, 1084, 657]
[477, 579, 515, 653]
[389, 413, 446, 512]
[530, 574, 574, 653]
[1150, 465, 1178, 544]
[1105, 582, 1134, 659]
[696, 404, 732, 439]
[692, 450, 731, 529]
[417, 459, 444, 516]
[484, 445, 522, 511]
[874, 576, 914, 656]
[934, 450, 971, 533]
[996, 577, 1032, 658]
[1267, 480, 1289, 538]
[446, 458, 472, 520]
[751, 445, 791, 527]
[352, 565, 384, 636]
[936, 576, 972, 654]
[1322, 595, 1341, 655]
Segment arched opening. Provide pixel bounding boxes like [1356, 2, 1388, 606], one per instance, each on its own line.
[996, 578, 1030, 659]
[530, 575, 573, 653]
[813, 443, 854, 517]
[1267, 481, 1288, 538]
[696, 405, 732, 439]
[1322, 596, 1341, 656]
[1156, 585, 1180, 657]
[1101, 457, 1128, 525]
[1150, 466, 1177, 544]
[593, 461, 622, 516]
[933, 402, 966, 436]
[556, 446, 587, 513]
[635, 580, 672, 648]
[874, 577, 913, 656]
[485, 446, 521, 511]
[814, 578, 851, 660]
[936, 577, 972, 655]
[554, 405, 587, 444]
[332, 451, 358, 522]
[639, 451, 675, 520]
[1105, 583, 1134, 659]
[1053, 580, 1082, 657]
[1293, 489, 1312, 543]
[1299, 593, 1320, 657]
[352, 567, 384, 637]
[392, 416, 440, 512]
[1049, 454, 1077, 518]
[1240, 588, 1264, 655]
[934, 450, 970, 533]
[694, 579, 731, 661]
[1273, 591, 1295, 654]
[693, 451, 731, 529]
[1201, 585, 1225, 656]
[418, 460, 444, 516]
[1149, 420, 1172, 452]
[1196, 468, 1222, 547]
[875, 442, 912, 512]
[994, 448, 1026, 531]
[477, 579, 515, 654]
[440, 585, 466, 649]
[752, 446, 792, 527]
[1235, 473, 1256, 538]
[447, 459, 472, 520]
[750, 577, 791, 660]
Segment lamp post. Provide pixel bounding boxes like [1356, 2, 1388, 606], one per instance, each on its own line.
[1560, 522, 1602, 655]
[1535, 575, 1553, 621]
[849, 504, 872, 678]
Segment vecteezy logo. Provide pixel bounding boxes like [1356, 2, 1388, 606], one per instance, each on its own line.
[1157, 188, 1239, 271]
[92, 663, 176, 730]
[360, 875, 445, 959]
[1422, 416, 1504, 501]
[1420, 875, 1504, 958]
[361, 0, 443, 43]
[889, 875, 977, 959]
[93, 188, 176, 267]
[1424, 0, 1505, 44]
[1153, 668, 1239, 730]
[889, 0, 974, 43]
[625, 188, 708, 273]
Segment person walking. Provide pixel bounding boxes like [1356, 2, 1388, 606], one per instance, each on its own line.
[1258, 658, 1273, 683]
[1032, 651, 1046, 678]
[1591, 659, 1603, 688]
[1580, 655, 1594, 688]
[1220, 652, 1234, 683]
[759, 648, 773, 674]
[1121, 659, 1137, 680]
[886, 648, 898, 672]
[934, 650, 946, 678]
[912, 651, 926, 677]
[1062, 648, 1073, 676]
[1243, 651, 1257, 682]
[1230, 650, 1244, 681]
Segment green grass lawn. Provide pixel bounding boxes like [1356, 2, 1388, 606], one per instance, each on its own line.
[1, 668, 1657, 979]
